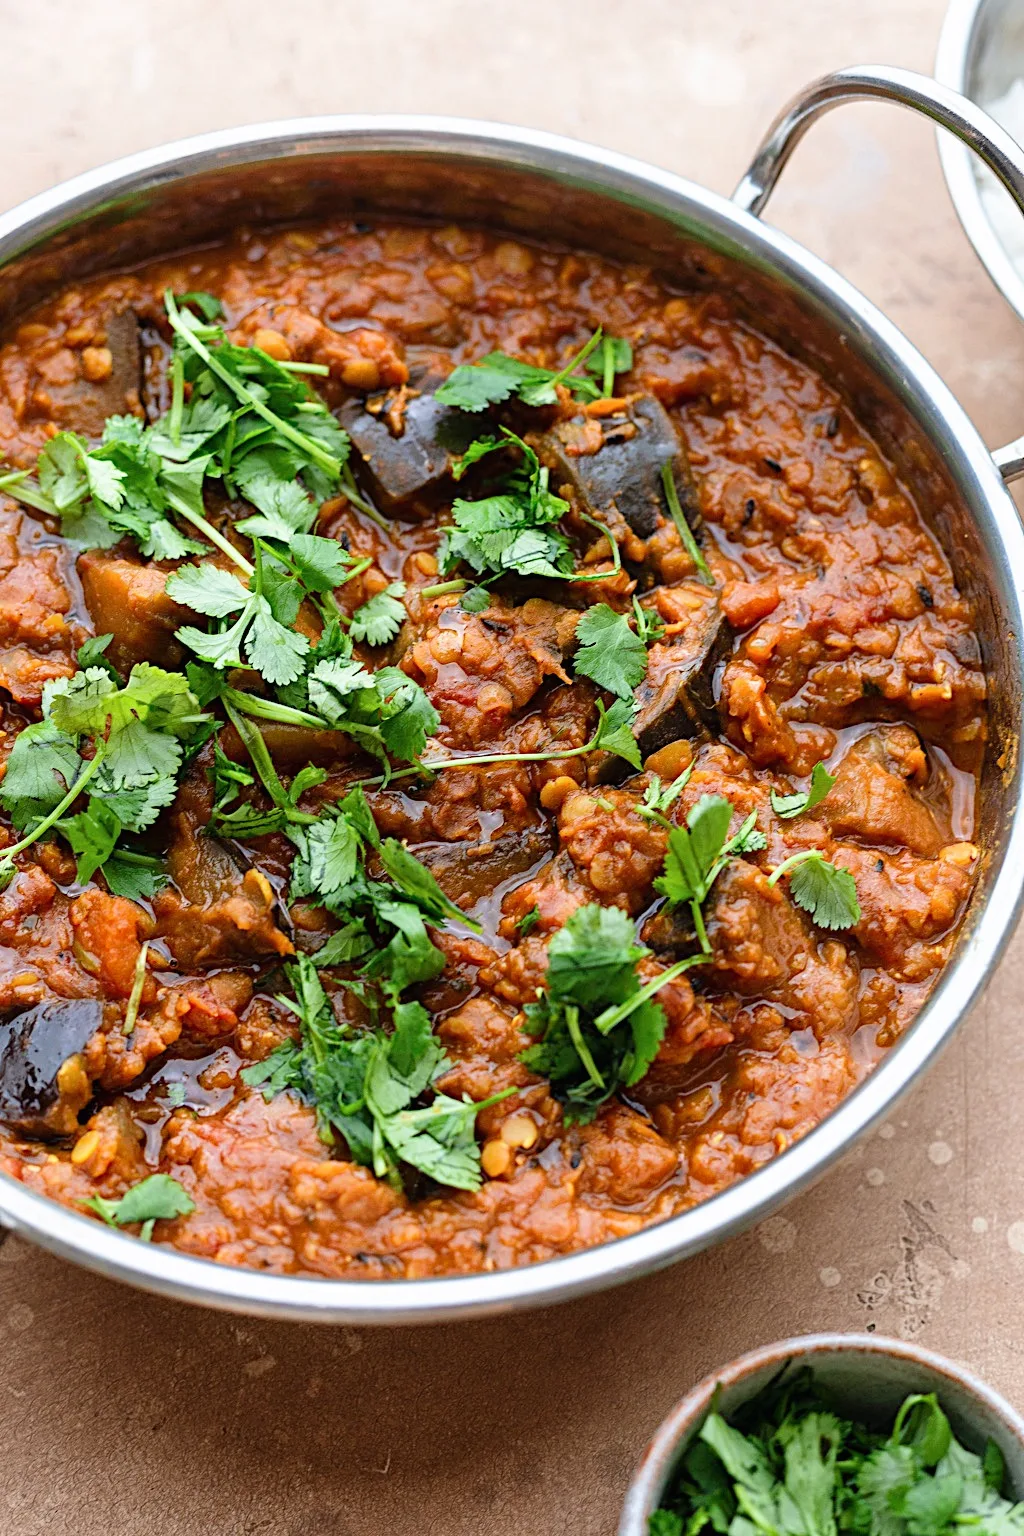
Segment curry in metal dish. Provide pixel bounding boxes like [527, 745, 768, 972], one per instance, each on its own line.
[0, 221, 984, 1276]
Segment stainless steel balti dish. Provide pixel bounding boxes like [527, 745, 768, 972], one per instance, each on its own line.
[0, 65, 1023, 1323]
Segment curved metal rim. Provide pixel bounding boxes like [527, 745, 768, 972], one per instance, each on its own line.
[935, 0, 1024, 323]
[618, 1333, 1024, 1532]
[0, 112, 1022, 1323]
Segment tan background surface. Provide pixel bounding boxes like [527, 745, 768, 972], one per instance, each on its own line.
[0, 2, 1022, 1532]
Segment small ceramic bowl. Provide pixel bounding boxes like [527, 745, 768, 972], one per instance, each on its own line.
[619, 1333, 1024, 1536]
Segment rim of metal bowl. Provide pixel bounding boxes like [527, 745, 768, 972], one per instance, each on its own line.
[936, 0, 1024, 322]
[0, 114, 1022, 1324]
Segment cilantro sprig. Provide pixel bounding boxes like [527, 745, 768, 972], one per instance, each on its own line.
[770, 760, 836, 820]
[440, 429, 574, 581]
[81, 1172, 194, 1241]
[654, 794, 767, 953]
[573, 602, 649, 700]
[652, 1369, 1024, 1536]
[435, 329, 609, 412]
[768, 849, 861, 930]
[520, 903, 698, 1123]
[0, 662, 209, 892]
[242, 955, 511, 1190]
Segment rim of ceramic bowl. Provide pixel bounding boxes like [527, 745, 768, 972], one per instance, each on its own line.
[618, 1332, 1024, 1534]
[0, 108, 1022, 1322]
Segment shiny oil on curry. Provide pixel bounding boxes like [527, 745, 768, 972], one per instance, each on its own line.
[0, 220, 984, 1277]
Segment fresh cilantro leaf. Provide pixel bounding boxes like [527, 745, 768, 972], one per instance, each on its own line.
[452, 436, 503, 479]
[652, 1365, 1020, 1536]
[434, 362, 522, 412]
[573, 603, 648, 699]
[632, 595, 666, 646]
[101, 851, 168, 901]
[291, 815, 362, 901]
[592, 698, 642, 771]
[378, 837, 480, 930]
[235, 475, 317, 541]
[656, 796, 765, 954]
[242, 954, 507, 1191]
[60, 800, 122, 884]
[0, 664, 206, 888]
[178, 290, 224, 321]
[245, 595, 311, 686]
[772, 852, 861, 931]
[771, 761, 837, 820]
[289, 533, 353, 592]
[350, 582, 407, 646]
[0, 720, 82, 829]
[312, 920, 375, 968]
[516, 905, 540, 935]
[165, 563, 250, 617]
[435, 334, 604, 413]
[81, 1172, 194, 1240]
[76, 633, 120, 681]
[440, 430, 573, 581]
[459, 585, 491, 613]
[520, 903, 692, 1122]
[638, 764, 693, 822]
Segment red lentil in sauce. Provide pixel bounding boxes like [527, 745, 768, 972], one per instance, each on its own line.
[0, 220, 985, 1277]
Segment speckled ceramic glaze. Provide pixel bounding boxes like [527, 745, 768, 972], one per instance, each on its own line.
[619, 1333, 1024, 1536]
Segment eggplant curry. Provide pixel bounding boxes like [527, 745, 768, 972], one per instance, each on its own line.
[0, 221, 984, 1277]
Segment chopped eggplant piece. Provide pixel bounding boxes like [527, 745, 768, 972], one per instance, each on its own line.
[42, 307, 143, 438]
[538, 393, 701, 540]
[79, 552, 193, 671]
[339, 374, 479, 511]
[0, 998, 104, 1138]
[633, 594, 731, 759]
[414, 824, 556, 909]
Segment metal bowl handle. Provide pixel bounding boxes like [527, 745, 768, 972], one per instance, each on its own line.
[734, 64, 1024, 483]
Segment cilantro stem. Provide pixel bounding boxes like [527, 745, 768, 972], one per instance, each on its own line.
[766, 848, 821, 887]
[548, 327, 604, 393]
[602, 342, 615, 400]
[0, 749, 105, 877]
[419, 579, 468, 600]
[0, 470, 57, 516]
[162, 486, 254, 577]
[224, 687, 325, 732]
[169, 354, 185, 446]
[691, 898, 711, 956]
[565, 1004, 605, 1088]
[222, 696, 318, 825]
[661, 462, 713, 585]
[575, 508, 621, 575]
[276, 360, 330, 376]
[337, 557, 373, 588]
[593, 953, 704, 1036]
[340, 465, 389, 532]
[352, 722, 606, 788]
[123, 942, 149, 1035]
[164, 290, 341, 480]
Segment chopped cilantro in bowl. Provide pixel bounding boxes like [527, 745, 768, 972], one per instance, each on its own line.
[620, 1338, 1024, 1536]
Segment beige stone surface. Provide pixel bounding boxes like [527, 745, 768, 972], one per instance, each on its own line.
[1, 1, 1023, 1532]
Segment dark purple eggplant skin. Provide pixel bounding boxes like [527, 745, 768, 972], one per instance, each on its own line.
[0, 998, 104, 1138]
[633, 599, 732, 759]
[537, 393, 701, 540]
[339, 385, 479, 511]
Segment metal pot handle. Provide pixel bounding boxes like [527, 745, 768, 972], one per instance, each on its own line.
[733, 64, 1024, 483]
